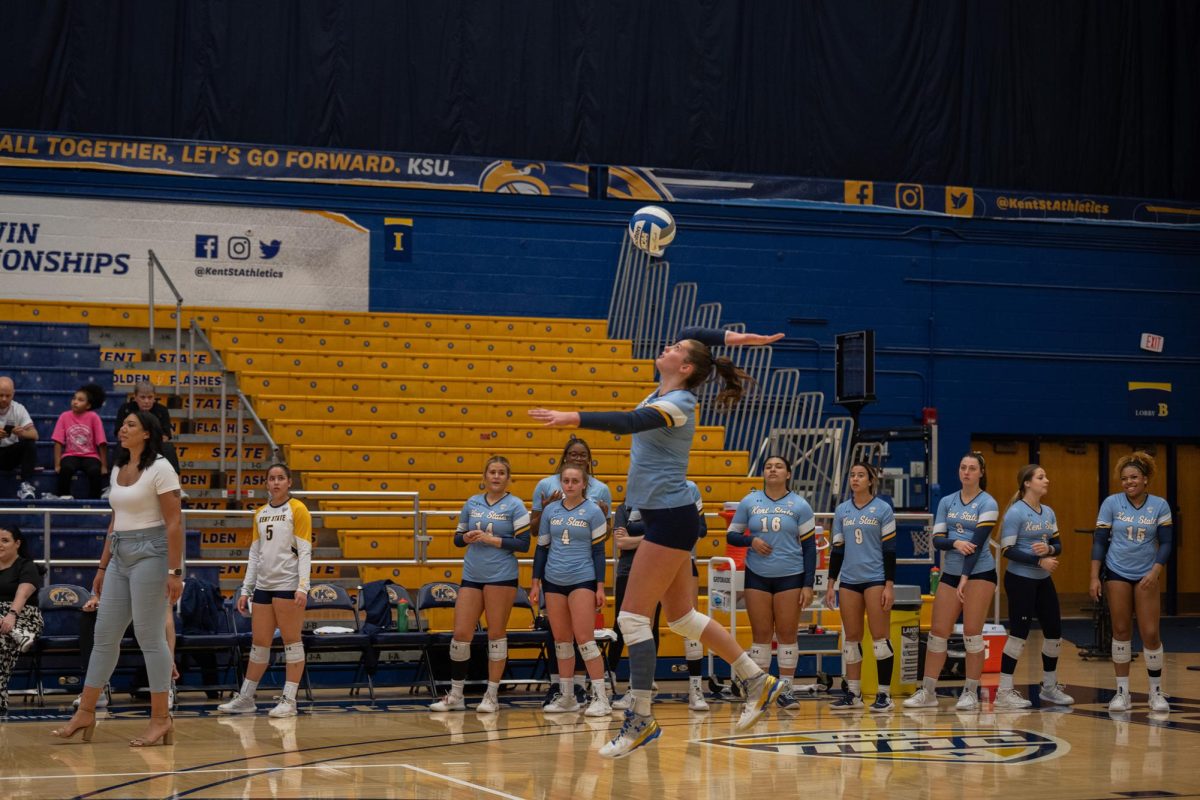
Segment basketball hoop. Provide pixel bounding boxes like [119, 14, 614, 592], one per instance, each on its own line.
[911, 527, 934, 557]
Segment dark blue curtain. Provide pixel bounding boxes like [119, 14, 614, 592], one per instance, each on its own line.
[1, 0, 1196, 200]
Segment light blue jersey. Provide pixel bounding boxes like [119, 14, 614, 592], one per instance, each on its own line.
[933, 491, 998, 576]
[538, 498, 609, 585]
[1000, 501, 1059, 580]
[728, 490, 815, 578]
[832, 496, 896, 584]
[456, 493, 530, 583]
[532, 473, 612, 513]
[1097, 493, 1172, 579]
[626, 388, 697, 509]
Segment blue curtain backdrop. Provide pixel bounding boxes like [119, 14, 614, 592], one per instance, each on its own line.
[2, 0, 1196, 200]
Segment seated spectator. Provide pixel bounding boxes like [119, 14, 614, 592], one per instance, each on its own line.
[49, 383, 108, 500]
[0, 376, 39, 501]
[114, 382, 180, 474]
[0, 524, 43, 715]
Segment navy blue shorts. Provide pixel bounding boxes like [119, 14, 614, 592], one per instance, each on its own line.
[1103, 568, 1145, 586]
[543, 578, 597, 596]
[461, 578, 519, 591]
[253, 588, 298, 604]
[641, 505, 703, 552]
[743, 567, 805, 594]
[840, 580, 887, 594]
[940, 569, 998, 588]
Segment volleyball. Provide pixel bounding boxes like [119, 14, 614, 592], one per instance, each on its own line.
[628, 205, 676, 256]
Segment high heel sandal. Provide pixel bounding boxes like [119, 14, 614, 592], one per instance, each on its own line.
[129, 714, 175, 747]
[50, 709, 97, 743]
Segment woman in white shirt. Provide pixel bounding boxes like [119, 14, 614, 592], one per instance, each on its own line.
[51, 410, 183, 746]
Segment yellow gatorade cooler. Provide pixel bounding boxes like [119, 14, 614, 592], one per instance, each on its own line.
[858, 584, 922, 696]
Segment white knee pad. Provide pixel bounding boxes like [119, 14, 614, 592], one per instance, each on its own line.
[617, 611, 654, 646]
[1041, 638, 1061, 658]
[842, 640, 863, 665]
[284, 642, 304, 663]
[777, 644, 798, 672]
[1112, 639, 1132, 664]
[926, 634, 948, 653]
[1003, 635, 1027, 660]
[873, 638, 893, 660]
[963, 634, 985, 654]
[555, 641, 576, 661]
[684, 639, 703, 661]
[487, 638, 508, 662]
[579, 641, 601, 661]
[249, 644, 271, 664]
[1144, 645, 1164, 670]
[450, 639, 472, 662]
[667, 609, 710, 641]
[749, 643, 772, 670]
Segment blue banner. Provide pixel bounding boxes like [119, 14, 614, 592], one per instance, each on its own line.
[607, 166, 1200, 227]
[0, 130, 590, 197]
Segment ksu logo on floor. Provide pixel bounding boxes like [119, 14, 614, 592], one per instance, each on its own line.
[704, 728, 1068, 764]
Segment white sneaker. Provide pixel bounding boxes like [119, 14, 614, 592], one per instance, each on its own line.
[268, 695, 298, 718]
[17, 482, 36, 501]
[10, 627, 36, 654]
[1148, 688, 1171, 713]
[542, 692, 581, 713]
[1108, 687, 1131, 712]
[475, 694, 499, 714]
[611, 690, 634, 711]
[869, 693, 894, 713]
[688, 685, 710, 711]
[168, 681, 177, 711]
[1039, 684, 1075, 706]
[217, 692, 259, 714]
[430, 693, 466, 712]
[902, 687, 939, 708]
[585, 694, 613, 717]
[598, 709, 660, 758]
[830, 692, 864, 711]
[993, 688, 1032, 709]
[955, 688, 980, 711]
[72, 685, 109, 710]
[736, 673, 782, 730]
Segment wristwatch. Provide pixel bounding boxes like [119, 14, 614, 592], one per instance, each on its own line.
[167, 568, 183, 577]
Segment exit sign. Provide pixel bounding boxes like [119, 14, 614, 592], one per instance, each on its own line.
[1140, 333, 1164, 353]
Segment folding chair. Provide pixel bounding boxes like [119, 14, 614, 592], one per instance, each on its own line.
[356, 581, 434, 696]
[35, 584, 94, 703]
[300, 583, 374, 701]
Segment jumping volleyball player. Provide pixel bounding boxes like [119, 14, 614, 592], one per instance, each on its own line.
[825, 462, 897, 712]
[530, 325, 785, 758]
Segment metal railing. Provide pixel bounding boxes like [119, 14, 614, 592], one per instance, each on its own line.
[147, 249, 185, 394]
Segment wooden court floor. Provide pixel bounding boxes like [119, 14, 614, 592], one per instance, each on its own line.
[3, 640, 1200, 799]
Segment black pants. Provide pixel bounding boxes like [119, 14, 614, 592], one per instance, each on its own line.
[58, 456, 103, 498]
[1004, 572, 1062, 640]
[606, 571, 663, 673]
[0, 439, 36, 482]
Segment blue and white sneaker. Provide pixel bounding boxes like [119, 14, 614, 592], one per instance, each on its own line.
[829, 692, 864, 712]
[870, 693, 894, 713]
[736, 673, 783, 730]
[598, 709, 661, 758]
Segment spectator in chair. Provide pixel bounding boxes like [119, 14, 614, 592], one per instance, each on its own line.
[114, 382, 180, 474]
[0, 377, 39, 501]
[0, 524, 43, 715]
[49, 383, 108, 500]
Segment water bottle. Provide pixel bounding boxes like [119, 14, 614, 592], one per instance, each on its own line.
[396, 597, 410, 632]
[929, 567, 941, 595]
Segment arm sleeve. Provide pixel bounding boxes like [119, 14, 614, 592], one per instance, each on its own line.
[884, 551, 897, 582]
[1048, 532, 1062, 556]
[827, 545, 845, 582]
[801, 534, 816, 588]
[696, 508, 708, 540]
[1091, 527, 1112, 563]
[726, 529, 755, 547]
[293, 503, 312, 594]
[677, 326, 729, 347]
[502, 528, 531, 553]
[241, 513, 261, 597]
[726, 498, 754, 547]
[933, 535, 957, 552]
[1156, 524, 1174, 565]
[592, 540, 606, 584]
[1003, 546, 1041, 566]
[577, 407, 672, 435]
[960, 521, 996, 575]
[614, 504, 631, 530]
[533, 545, 549, 581]
[454, 503, 470, 548]
[931, 500, 953, 550]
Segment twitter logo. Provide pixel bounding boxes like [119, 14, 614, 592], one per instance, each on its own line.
[944, 186, 974, 216]
[950, 192, 968, 209]
[258, 240, 282, 259]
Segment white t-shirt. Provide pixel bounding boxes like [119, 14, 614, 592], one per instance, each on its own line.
[108, 456, 181, 531]
[0, 400, 33, 448]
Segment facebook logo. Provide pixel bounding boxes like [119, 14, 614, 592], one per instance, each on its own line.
[195, 235, 218, 258]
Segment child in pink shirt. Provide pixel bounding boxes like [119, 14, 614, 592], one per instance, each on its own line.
[50, 384, 108, 499]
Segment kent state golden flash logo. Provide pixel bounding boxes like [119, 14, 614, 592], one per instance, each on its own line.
[703, 728, 1068, 764]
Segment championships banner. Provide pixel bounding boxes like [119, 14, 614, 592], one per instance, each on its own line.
[0, 130, 590, 197]
[606, 166, 1200, 227]
[0, 194, 371, 310]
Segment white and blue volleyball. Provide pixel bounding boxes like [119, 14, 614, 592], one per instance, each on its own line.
[628, 205, 676, 256]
